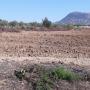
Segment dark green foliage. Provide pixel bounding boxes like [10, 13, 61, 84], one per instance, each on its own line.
[14, 69, 25, 80]
[42, 17, 52, 28]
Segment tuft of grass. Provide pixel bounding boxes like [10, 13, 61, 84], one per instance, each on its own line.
[50, 67, 80, 81]
[36, 74, 54, 90]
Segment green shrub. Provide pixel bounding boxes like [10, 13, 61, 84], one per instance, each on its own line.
[36, 74, 54, 90]
[50, 67, 79, 81]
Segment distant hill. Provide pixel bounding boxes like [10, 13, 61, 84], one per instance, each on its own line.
[57, 12, 90, 25]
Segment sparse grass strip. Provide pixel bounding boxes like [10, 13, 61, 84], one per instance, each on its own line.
[14, 65, 80, 90]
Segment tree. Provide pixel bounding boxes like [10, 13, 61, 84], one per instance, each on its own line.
[42, 17, 51, 28]
[0, 20, 8, 28]
[9, 21, 18, 28]
[18, 22, 26, 29]
[19, 21, 24, 26]
[29, 22, 41, 27]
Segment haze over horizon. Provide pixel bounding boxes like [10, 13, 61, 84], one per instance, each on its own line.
[0, 0, 90, 22]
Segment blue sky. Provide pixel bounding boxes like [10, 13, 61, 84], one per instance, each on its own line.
[0, 0, 90, 22]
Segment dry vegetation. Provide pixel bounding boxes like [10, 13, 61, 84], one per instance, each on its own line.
[0, 28, 90, 90]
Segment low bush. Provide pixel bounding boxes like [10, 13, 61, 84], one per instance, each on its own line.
[50, 67, 80, 81]
[63, 25, 74, 30]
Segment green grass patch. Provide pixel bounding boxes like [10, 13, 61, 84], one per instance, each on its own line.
[50, 67, 80, 81]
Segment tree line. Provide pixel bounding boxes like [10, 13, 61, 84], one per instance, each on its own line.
[0, 17, 52, 30]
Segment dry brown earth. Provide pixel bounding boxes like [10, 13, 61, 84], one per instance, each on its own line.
[0, 29, 90, 90]
[0, 29, 90, 57]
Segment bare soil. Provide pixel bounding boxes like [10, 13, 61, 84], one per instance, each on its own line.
[0, 29, 90, 57]
[0, 29, 90, 90]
